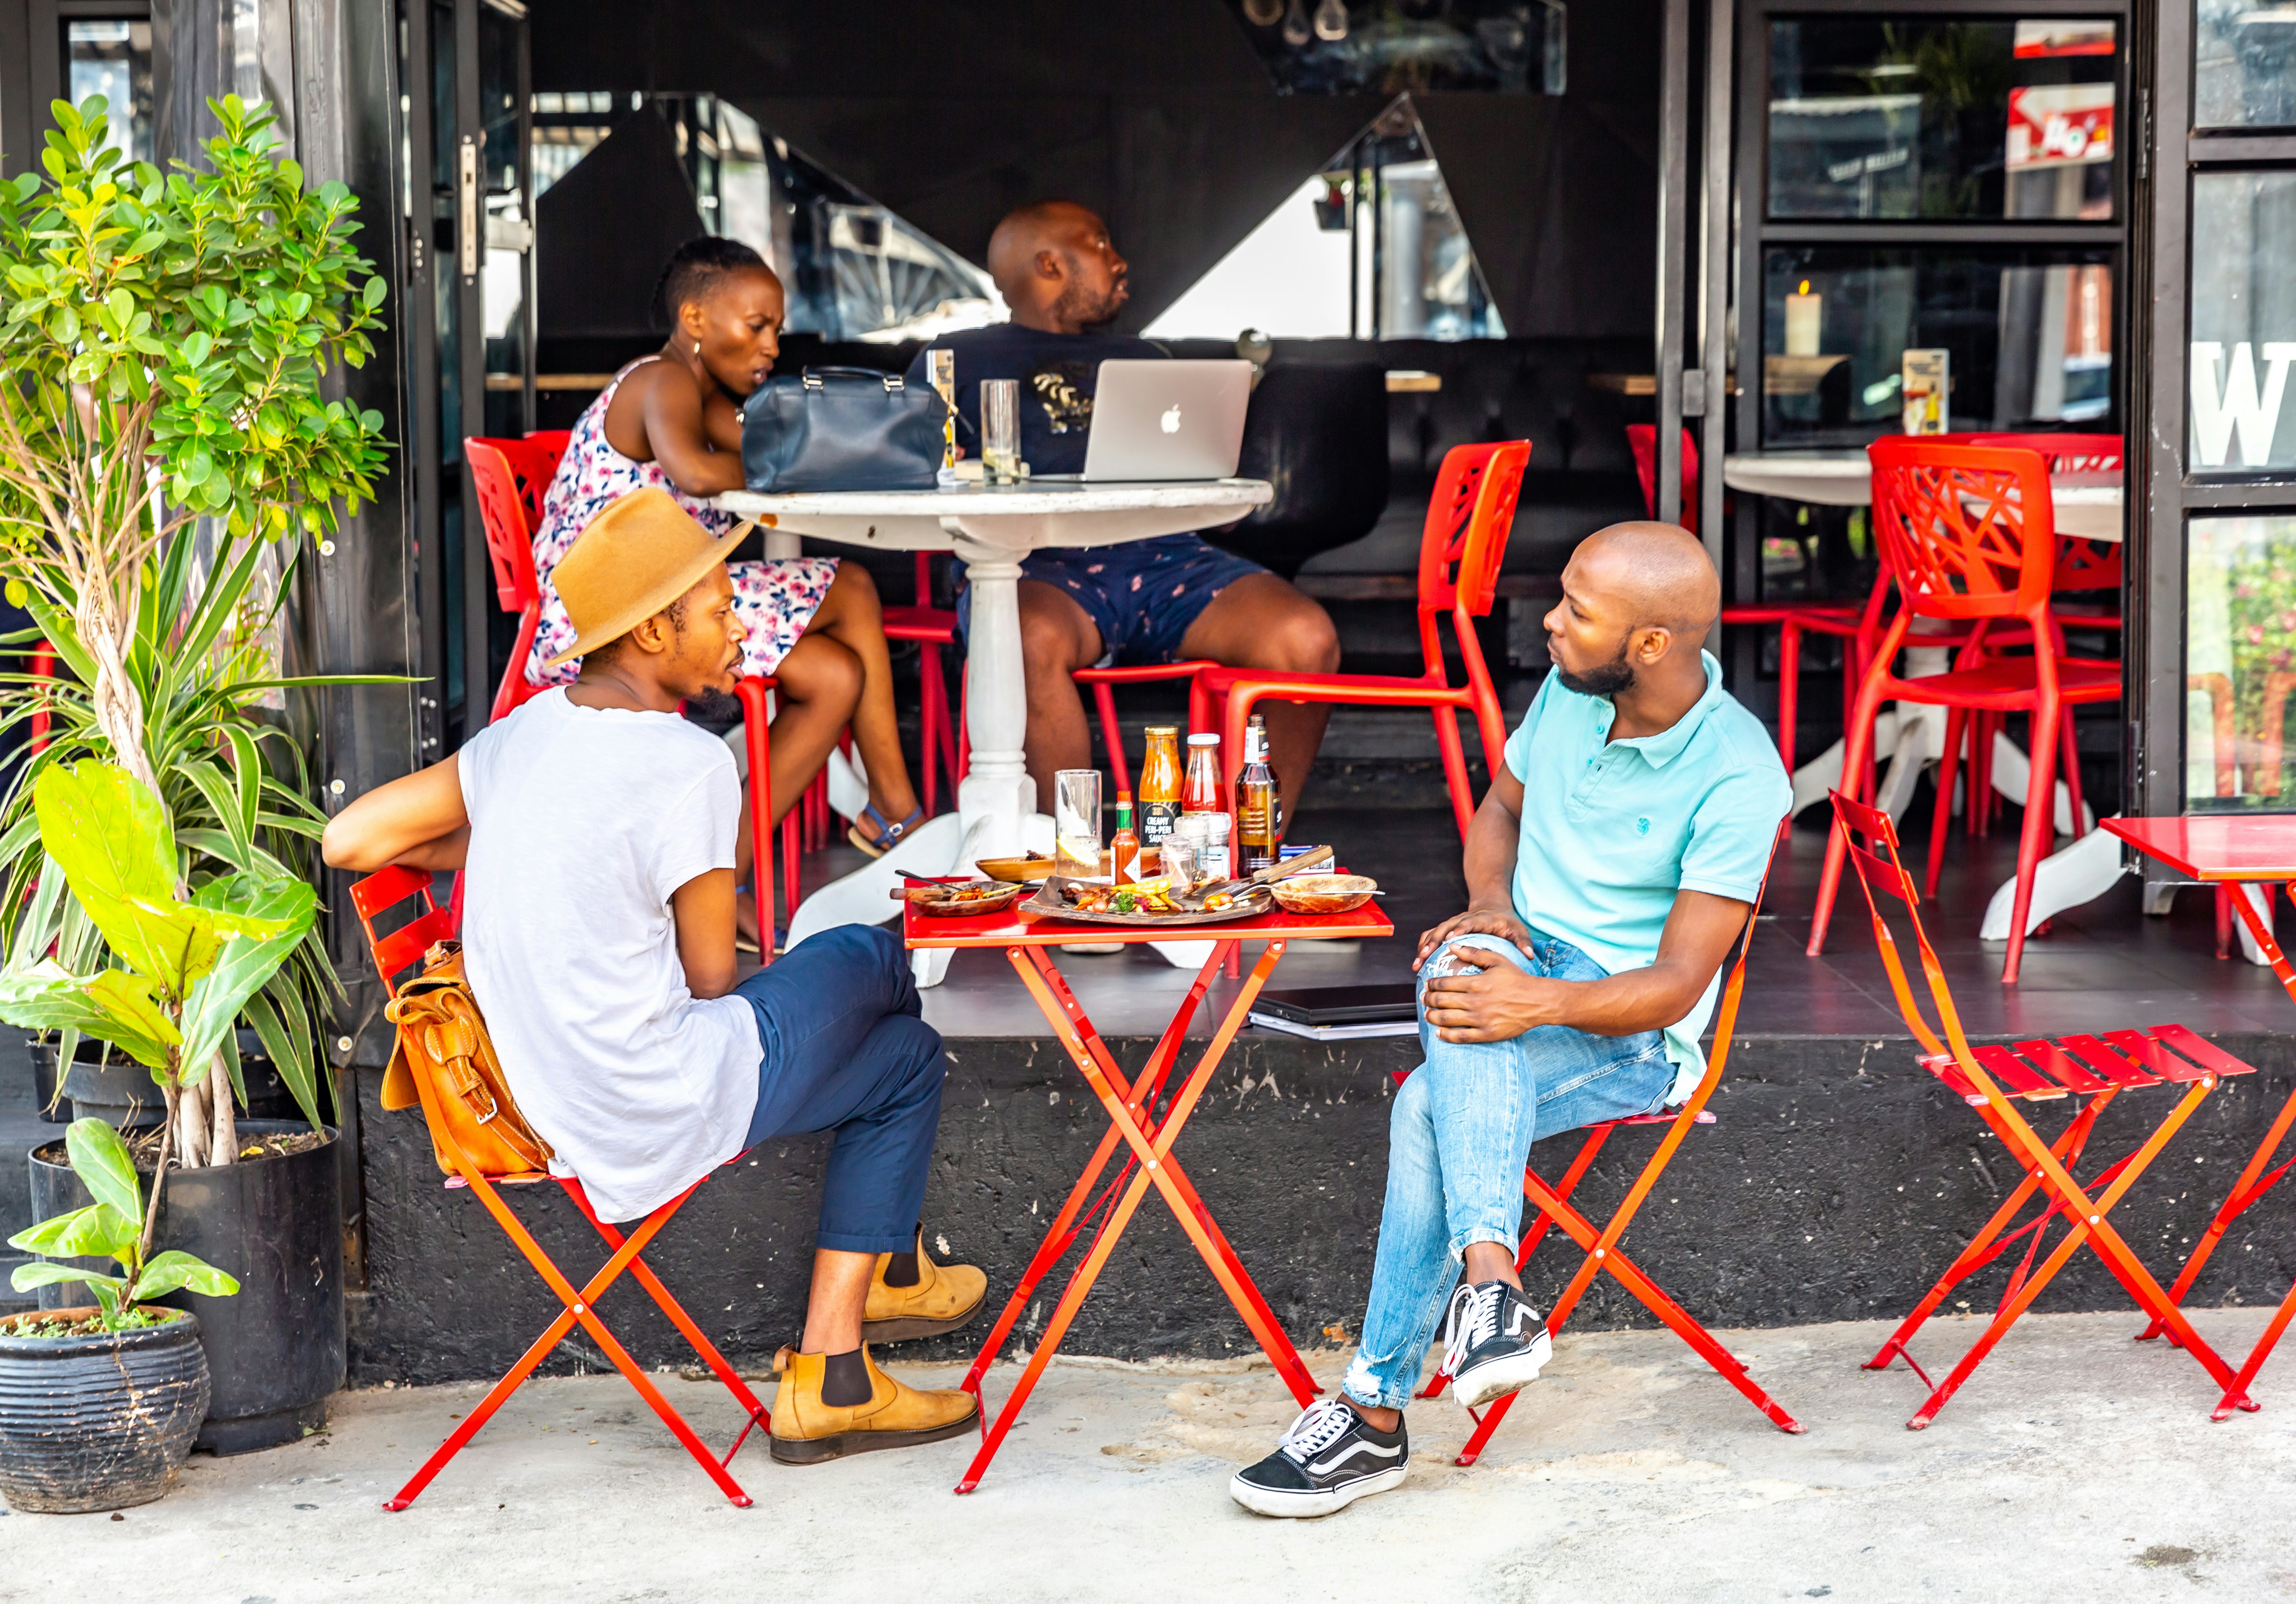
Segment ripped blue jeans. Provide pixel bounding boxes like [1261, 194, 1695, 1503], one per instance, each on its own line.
[1340, 929, 1677, 1412]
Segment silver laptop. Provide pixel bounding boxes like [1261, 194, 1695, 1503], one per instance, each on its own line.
[1055, 359, 1252, 482]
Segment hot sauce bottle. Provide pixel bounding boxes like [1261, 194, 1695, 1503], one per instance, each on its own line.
[1182, 732, 1225, 816]
[1111, 791, 1139, 886]
[1138, 725, 1182, 847]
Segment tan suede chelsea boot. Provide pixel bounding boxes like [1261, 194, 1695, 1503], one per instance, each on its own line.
[768, 1346, 978, 1465]
[863, 1228, 989, 1343]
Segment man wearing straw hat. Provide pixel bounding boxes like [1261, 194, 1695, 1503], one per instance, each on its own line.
[325, 486, 984, 1463]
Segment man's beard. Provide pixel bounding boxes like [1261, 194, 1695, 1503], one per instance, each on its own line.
[1555, 640, 1635, 697]
[1053, 278, 1124, 330]
[685, 685, 741, 723]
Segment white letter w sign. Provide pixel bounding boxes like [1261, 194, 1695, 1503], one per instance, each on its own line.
[2192, 341, 2296, 467]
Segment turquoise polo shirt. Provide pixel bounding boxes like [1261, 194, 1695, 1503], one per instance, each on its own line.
[1503, 650, 1790, 1100]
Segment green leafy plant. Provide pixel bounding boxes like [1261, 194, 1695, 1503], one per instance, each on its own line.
[0, 92, 393, 1161]
[0, 762, 314, 1177]
[8, 1118, 238, 1331]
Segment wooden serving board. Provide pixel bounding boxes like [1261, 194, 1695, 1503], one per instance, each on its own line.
[1019, 875, 1276, 928]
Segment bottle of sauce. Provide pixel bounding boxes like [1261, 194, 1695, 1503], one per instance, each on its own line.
[1183, 732, 1225, 817]
[1237, 716, 1278, 875]
[1110, 791, 1139, 886]
[1138, 726, 1182, 848]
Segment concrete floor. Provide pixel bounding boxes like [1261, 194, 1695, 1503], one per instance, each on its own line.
[7, 1310, 2291, 1603]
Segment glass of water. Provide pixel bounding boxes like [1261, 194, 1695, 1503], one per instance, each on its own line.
[1052, 769, 1102, 880]
[980, 378, 1021, 485]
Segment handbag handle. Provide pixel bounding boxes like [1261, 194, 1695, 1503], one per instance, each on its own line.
[801, 366, 907, 392]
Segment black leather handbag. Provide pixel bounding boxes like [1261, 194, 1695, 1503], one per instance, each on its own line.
[739, 366, 949, 493]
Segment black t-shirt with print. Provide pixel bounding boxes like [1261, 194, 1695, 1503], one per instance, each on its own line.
[902, 325, 1169, 476]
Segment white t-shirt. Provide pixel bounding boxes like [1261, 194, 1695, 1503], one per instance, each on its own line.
[456, 688, 760, 1221]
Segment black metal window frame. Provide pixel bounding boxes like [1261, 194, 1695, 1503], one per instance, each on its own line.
[2135, 5, 2296, 825]
[1713, 0, 2135, 745]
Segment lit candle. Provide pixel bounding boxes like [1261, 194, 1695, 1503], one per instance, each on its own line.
[1784, 280, 1822, 357]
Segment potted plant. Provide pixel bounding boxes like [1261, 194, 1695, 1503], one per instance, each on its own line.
[0, 93, 391, 1450]
[0, 1118, 236, 1512]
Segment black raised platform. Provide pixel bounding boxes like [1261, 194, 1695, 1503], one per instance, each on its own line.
[343, 805, 2296, 1387]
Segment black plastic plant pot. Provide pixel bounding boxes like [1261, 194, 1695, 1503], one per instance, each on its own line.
[46, 1031, 303, 1130]
[24, 1037, 69, 1124]
[0, 1306, 208, 1512]
[28, 1122, 346, 1455]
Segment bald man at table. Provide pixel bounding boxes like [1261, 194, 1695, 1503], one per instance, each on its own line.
[905, 200, 1340, 817]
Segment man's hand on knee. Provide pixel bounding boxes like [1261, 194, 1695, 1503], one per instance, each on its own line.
[1414, 905, 1534, 970]
[1420, 947, 1562, 1043]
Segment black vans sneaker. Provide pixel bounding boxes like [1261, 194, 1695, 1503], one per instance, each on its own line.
[1443, 1279, 1553, 1408]
[1228, 1399, 1408, 1518]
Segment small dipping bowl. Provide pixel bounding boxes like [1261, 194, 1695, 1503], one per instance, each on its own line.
[1270, 873, 1378, 915]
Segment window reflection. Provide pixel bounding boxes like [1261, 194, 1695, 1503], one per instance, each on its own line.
[66, 19, 153, 166]
[2187, 516, 2296, 810]
[1768, 17, 2116, 221]
[2190, 172, 2296, 474]
[2197, 0, 2296, 128]
[1761, 247, 2113, 448]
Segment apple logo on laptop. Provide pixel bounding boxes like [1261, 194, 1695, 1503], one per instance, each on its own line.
[1160, 404, 1183, 434]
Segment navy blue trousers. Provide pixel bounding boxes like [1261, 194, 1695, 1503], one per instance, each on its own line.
[732, 925, 945, 1255]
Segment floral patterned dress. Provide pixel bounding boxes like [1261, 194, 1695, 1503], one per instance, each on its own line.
[526, 357, 839, 686]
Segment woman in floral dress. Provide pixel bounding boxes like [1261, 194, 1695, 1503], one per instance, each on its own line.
[528, 238, 925, 864]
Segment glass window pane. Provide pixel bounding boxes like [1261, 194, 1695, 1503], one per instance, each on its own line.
[1768, 17, 2116, 220]
[2197, 0, 2296, 128]
[1761, 246, 2114, 449]
[2190, 172, 2296, 474]
[65, 19, 153, 167]
[2185, 515, 2296, 810]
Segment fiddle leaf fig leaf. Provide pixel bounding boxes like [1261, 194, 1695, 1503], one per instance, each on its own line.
[63, 1117, 140, 1224]
[133, 1250, 238, 1300]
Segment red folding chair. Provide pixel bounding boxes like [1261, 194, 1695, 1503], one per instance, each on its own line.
[1409, 874, 1805, 1460]
[1194, 441, 1529, 842]
[1828, 791, 2260, 1427]
[1808, 440, 2122, 983]
[1629, 423, 1862, 776]
[465, 434, 799, 934]
[349, 865, 772, 1508]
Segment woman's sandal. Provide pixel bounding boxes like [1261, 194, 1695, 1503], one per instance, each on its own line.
[849, 803, 925, 858]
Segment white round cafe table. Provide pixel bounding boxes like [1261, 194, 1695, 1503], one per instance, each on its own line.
[1719, 452, 2124, 540]
[714, 479, 1272, 982]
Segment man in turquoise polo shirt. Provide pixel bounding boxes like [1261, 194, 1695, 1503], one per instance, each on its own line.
[1230, 522, 1790, 1518]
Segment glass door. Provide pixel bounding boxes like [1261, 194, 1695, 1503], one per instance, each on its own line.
[399, 0, 530, 756]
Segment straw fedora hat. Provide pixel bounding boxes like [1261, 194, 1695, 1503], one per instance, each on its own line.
[543, 486, 753, 668]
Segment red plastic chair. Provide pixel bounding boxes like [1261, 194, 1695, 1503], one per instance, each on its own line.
[1808, 440, 2123, 983]
[463, 434, 799, 934]
[881, 553, 961, 816]
[1828, 791, 2258, 1427]
[349, 866, 772, 1508]
[465, 433, 569, 724]
[1629, 424, 1861, 775]
[1193, 441, 1529, 842]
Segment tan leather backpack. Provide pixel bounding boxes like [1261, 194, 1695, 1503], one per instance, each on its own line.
[381, 939, 556, 1178]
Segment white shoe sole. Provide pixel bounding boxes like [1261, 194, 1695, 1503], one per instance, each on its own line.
[1228, 1464, 1406, 1518]
[1453, 1331, 1553, 1409]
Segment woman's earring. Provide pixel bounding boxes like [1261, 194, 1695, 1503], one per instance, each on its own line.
[693, 339, 701, 356]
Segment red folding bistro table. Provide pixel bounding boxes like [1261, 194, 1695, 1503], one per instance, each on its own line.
[2102, 816, 2296, 1417]
[903, 895, 1391, 1493]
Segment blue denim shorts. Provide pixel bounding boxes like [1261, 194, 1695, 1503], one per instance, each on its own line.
[956, 533, 1265, 665]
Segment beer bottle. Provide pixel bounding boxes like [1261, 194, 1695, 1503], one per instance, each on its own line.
[1237, 716, 1278, 875]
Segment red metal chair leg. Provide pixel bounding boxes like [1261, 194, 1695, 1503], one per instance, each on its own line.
[385, 1173, 753, 1510]
[1777, 619, 1803, 775]
[1091, 680, 1131, 795]
[2216, 1276, 2296, 1420]
[2003, 698, 2061, 983]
